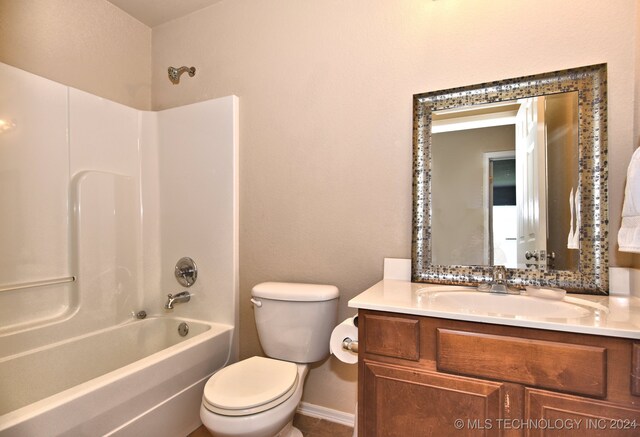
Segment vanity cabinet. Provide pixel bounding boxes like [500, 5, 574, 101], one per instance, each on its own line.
[357, 310, 640, 436]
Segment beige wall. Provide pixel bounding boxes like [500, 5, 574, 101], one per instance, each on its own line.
[151, 0, 639, 413]
[2, 0, 639, 417]
[0, 0, 151, 109]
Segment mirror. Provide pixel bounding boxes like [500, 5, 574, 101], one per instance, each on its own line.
[431, 93, 579, 271]
[412, 64, 608, 294]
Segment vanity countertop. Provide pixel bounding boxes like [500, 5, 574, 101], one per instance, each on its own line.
[348, 280, 640, 339]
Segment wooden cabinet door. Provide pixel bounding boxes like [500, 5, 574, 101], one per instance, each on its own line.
[525, 389, 640, 436]
[361, 361, 505, 436]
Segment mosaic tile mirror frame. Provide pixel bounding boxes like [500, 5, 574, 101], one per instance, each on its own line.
[412, 64, 608, 294]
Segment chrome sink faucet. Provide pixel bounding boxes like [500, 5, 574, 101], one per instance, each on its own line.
[492, 265, 508, 291]
[478, 265, 520, 294]
[165, 291, 191, 309]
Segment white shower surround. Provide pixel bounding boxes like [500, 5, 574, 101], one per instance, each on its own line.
[0, 62, 239, 435]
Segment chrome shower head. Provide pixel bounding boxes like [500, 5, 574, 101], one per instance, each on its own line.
[168, 66, 196, 84]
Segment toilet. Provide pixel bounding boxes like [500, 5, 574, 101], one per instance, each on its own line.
[200, 282, 339, 437]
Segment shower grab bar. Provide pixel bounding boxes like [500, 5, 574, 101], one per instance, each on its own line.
[0, 275, 76, 293]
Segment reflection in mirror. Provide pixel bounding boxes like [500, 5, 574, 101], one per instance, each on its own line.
[412, 64, 608, 294]
[431, 93, 579, 271]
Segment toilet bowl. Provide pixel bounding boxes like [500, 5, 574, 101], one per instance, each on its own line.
[200, 358, 308, 437]
[200, 282, 339, 437]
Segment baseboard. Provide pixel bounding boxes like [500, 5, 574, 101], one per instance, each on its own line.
[296, 402, 355, 428]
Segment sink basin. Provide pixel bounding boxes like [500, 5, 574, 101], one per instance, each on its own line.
[417, 290, 593, 319]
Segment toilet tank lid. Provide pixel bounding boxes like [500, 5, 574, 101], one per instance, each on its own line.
[252, 282, 339, 301]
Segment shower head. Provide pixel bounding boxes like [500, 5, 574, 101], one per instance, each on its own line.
[168, 66, 196, 84]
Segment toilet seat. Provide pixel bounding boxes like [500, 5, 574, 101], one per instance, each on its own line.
[203, 356, 299, 417]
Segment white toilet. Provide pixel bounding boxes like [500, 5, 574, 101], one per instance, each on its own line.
[200, 282, 339, 437]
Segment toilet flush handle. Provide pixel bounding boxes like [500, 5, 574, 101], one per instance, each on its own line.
[250, 298, 262, 308]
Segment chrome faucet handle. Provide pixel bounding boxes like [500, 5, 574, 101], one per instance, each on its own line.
[175, 257, 197, 287]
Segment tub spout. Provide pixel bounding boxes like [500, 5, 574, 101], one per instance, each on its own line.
[165, 291, 190, 309]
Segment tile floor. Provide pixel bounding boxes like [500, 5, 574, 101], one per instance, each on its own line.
[188, 413, 354, 437]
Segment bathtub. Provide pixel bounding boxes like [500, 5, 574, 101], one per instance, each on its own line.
[0, 317, 233, 436]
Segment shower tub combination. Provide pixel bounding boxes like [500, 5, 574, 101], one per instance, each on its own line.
[0, 63, 239, 436]
[0, 317, 233, 436]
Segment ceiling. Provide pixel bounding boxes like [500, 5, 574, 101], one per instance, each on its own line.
[106, 0, 224, 27]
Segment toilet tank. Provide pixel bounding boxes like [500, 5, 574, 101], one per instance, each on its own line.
[251, 282, 339, 363]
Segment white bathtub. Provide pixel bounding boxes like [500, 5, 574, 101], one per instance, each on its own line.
[0, 317, 233, 436]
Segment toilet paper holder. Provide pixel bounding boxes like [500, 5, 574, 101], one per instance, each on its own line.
[342, 337, 358, 353]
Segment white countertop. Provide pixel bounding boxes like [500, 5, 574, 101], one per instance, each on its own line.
[348, 280, 640, 339]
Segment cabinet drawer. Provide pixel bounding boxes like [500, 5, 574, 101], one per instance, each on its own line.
[363, 314, 419, 360]
[437, 328, 606, 397]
